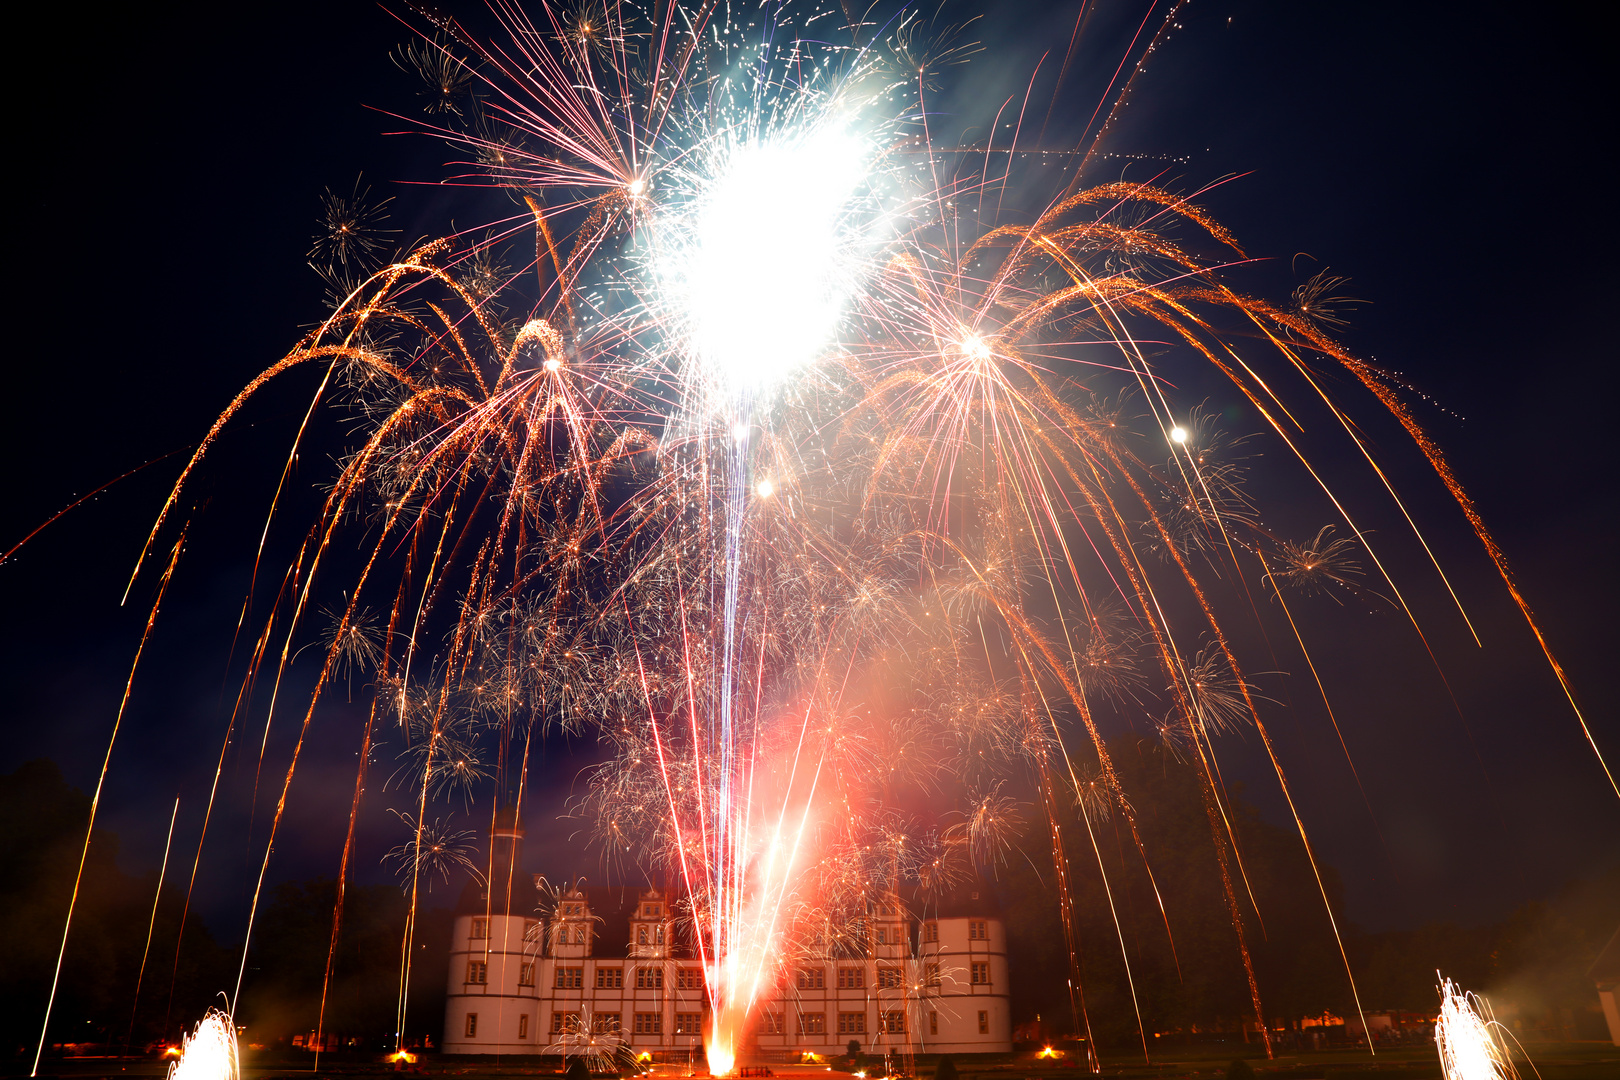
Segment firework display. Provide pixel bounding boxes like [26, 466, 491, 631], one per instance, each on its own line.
[31, 0, 1612, 1073]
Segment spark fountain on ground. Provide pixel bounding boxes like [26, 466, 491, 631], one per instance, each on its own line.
[35, 1, 1615, 1074]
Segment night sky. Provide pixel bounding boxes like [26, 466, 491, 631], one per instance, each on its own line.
[6, 0, 1615, 947]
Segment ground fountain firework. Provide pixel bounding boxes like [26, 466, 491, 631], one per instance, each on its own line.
[25, 1, 1615, 1075]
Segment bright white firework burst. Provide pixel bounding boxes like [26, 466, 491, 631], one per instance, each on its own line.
[1435, 976, 1524, 1080]
[167, 1009, 239, 1080]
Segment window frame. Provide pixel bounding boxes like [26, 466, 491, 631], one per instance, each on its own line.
[634, 1011, 663, 1035]
[970, 961, 990, 985]
[465, 1012, 478, 1038]
[837, 1011, 866, 1035]
[797, 1011, 826, 1036]
[555, 966, 584, 990]
[836, 966, 865, 989]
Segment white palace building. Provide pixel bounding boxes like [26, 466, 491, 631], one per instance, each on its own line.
[444, 813, 1012, 1059]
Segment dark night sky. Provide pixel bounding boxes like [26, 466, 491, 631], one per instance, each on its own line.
[5, 0, 1616, 947]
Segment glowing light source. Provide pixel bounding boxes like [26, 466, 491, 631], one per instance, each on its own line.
[756, 478, 774, 498]
[627, 177, 646, 196]
[660, 124, 874, 397]
[167, 1009, 239, 1080]
[1170, 426, 1188, 443]
[1436, 977, 1521, 1080]
[544, 357, 563, 372]
[957, 332, 992, 362]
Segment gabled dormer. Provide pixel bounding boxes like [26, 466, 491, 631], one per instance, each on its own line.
[551, 887, 593, 958]
[629, 887, 670, 957]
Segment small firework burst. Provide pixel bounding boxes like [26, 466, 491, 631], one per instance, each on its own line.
[1271, 525, 1366, 599]
[308, 177, 397, 270]
[383, 812, 482, 891]
[1291, 267, 1363, 330]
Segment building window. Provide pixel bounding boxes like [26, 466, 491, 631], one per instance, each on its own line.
[879, 900, 899, 916]
[467, 960, 488, 985]
[978, 1010, 989, 1035]
[922, 922, 938, 944]
[519, 962, 535, 986]
[924, 963, 940, 988]
[596, 967, 623, 989]
[837, 1012, 866, 1035]
[518, 1014, 529, 1039]
[929, 1011, 937, 1036]
[594, 1013, 621, 1034]
[552, 1011, 578, 1035]
[757, 1012, 783, 1034]
[574, 926, 588, 944]
[471, 918, 489, 940]
[562, 902, 584, 916]
[798, 1012, 825, 1036]
[638, 926, 649, 945]
[877, 966, 903, 989]
[556, 966, 584, 989]
[837, 967, 865, 989]
[971, 962, 990, 985]
[524, 919, 541, 941]
[969, 920, 988, 941]
[674, 1013, 703, 1035]
[875, 926, 890, 945]
[634, 1012, 662, 1035]
[677, 968, 703, 991]
[797, 967, 825, 990]
[881, 1011, 905, 1035]
[643, 903, 663, 918]
[654, 924, 665, 944]
[636, 966, 664, 989]
[465, 1013, 478, 1038]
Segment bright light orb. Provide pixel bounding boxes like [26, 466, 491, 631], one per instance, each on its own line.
[626, 177, 646, 197]
[756, 478, 774, 498]
[661, 124, 873, 398]
[1170, 426, 1188, 443]
[544, 357, 562, 372]
[958, 333, 992, 362]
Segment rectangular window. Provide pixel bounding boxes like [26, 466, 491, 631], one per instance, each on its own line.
[519, 962, 535, 987]
[924, 963, 940, 988]
[636, 966, 664, 989]
[978, 1010, 989, 1035]
[465, 1013, 478, 1038]
[877, 967, 903, 989]
[757, 1012, 783, 1034]
[518, 1014, 529, 1039]
[922, 922, 938, 943]
[971, 962, 990, 985]
[881, 1011, 905, 1035]
[654, 924, 665, 944]
[562, 902, 584, 916]
[555, 966, 584, 989]
[634, 1012, 662, 1035]
[797, 1012, 825, 1036]
[875, 927, 889, 945]
[836, 967, 865, 989]
[969, 920, 988, 941]
[471, 918, 489, 940]
[593, 1013, 620, 1034]
[638, 925, 649, 945]
[643, 903, 663, 918]
[797, 967, 825, 990]
[552, 1011, 578, 1035]
[596, 967, 623, 989]
[524, 919, 540, 941]
[837, 1012, 866, 1035]
[929, 1011, 938, 1036]
[677, 968, 703, 991]
[467, 960, 488, 985]
[674, 1013, 703, 1035]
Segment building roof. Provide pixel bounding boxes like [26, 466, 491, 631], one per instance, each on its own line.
[914, 878, 1003, 919]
